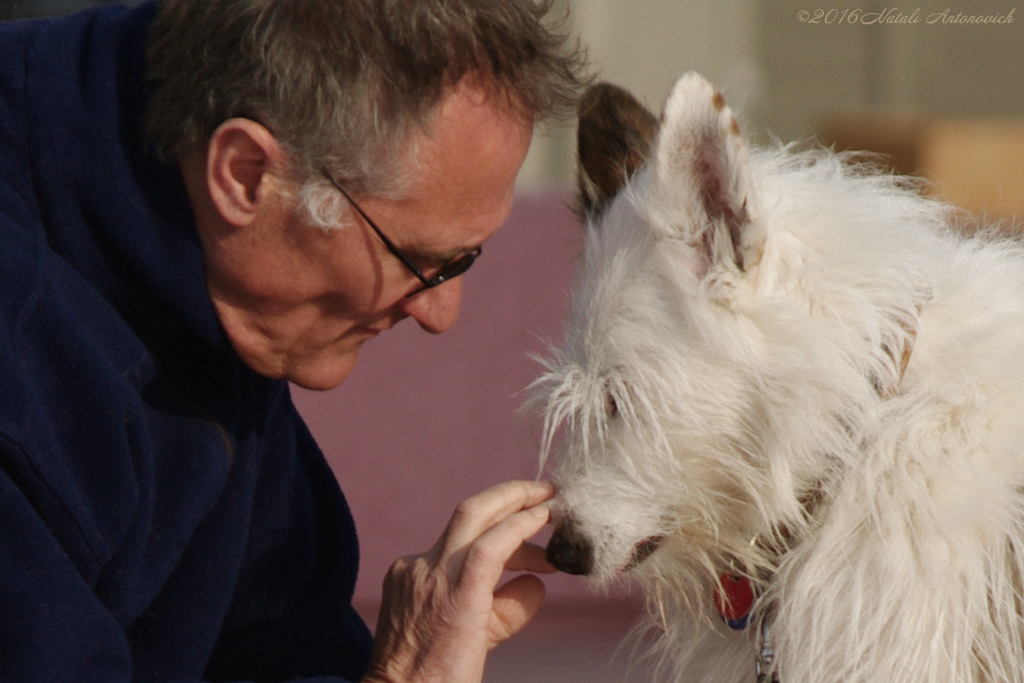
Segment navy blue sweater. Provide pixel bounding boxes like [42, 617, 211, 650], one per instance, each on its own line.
[0, 3, 373, 681]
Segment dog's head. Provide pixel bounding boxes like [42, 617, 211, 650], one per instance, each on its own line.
[533, 73, 774, 586]
[533, 73, 906, 588]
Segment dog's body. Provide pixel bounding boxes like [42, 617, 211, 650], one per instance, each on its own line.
[533, 73, 1024, 682]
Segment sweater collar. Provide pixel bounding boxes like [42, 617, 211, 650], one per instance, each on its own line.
[26, 1, 229, 356]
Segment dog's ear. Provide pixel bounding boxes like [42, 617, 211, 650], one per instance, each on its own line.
[576, 83, 660, 222]
[651, 72, 765, 274]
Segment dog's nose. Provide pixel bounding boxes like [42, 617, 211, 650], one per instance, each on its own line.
[546, 523, 594, 575]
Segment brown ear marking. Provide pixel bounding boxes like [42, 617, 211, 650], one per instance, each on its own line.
[576, 83, 660, 222]
[712, 90, 726, 111]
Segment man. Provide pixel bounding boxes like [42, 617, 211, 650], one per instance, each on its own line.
[0, 1, 587, 681]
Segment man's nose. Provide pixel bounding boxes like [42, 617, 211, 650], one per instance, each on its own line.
[399, 278, 464, 334]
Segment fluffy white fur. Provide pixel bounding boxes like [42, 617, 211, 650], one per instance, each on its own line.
[532, 72, 1024, 682]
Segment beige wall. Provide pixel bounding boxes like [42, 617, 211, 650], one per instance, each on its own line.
[518, 0, 763, 187]
[760, 0, 1024, 142]
[519, 0, 1024, 187]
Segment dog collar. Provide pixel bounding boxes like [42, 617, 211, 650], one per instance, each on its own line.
[714, 574, 779, 682]
[755, 618, 779, 683]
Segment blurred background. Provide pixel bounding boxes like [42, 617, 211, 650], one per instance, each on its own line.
[518, 0, 1024, 223]
[5, 1, 1021, 680]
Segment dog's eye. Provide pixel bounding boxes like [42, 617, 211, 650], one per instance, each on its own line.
[606, 393, 619, 417]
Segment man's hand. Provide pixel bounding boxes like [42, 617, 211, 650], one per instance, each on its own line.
[362, 480, 556, 683]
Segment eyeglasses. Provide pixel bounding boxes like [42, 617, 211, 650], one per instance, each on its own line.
[322, 171, 482, 297]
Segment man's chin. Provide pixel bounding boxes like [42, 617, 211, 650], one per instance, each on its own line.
[285, 351, 360, 391]
[226, 327, 367, 391]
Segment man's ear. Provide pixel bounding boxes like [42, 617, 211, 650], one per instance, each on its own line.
[205, 118, 289, 228]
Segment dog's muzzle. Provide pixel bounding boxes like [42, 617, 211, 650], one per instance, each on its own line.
[546, 520, 594, 576]
[547, 518, 665, 575]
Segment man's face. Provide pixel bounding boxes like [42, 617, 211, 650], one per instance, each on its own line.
[202, 78, 534, 390]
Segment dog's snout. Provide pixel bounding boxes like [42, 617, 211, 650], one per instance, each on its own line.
[546, 523, 594, 576]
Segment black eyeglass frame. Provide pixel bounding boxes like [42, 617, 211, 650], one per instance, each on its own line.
[321, 171, 482, 296]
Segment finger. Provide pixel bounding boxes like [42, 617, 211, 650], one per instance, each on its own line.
[504, 541, 557, 574]
[440, 480, 555, 556]
[488, 574, 547, 648]
[455, 504, 552, 591]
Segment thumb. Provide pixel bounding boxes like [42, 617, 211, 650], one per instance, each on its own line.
[487, 574, 546, 649]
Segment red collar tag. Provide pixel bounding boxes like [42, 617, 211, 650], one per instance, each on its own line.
[714, 573, 756, 630]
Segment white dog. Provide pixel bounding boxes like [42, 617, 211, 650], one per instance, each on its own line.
[531, 72, 1024, 682]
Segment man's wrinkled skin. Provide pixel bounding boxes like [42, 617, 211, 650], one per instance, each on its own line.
[181, 73, 556, 683]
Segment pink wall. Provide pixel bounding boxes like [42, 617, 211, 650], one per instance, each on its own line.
[291, 189, 638, 608]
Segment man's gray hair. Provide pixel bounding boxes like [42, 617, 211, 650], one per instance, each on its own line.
[146, 0, 588, 207]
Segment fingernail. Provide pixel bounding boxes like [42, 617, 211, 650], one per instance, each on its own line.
[531, 503, 550, 518]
